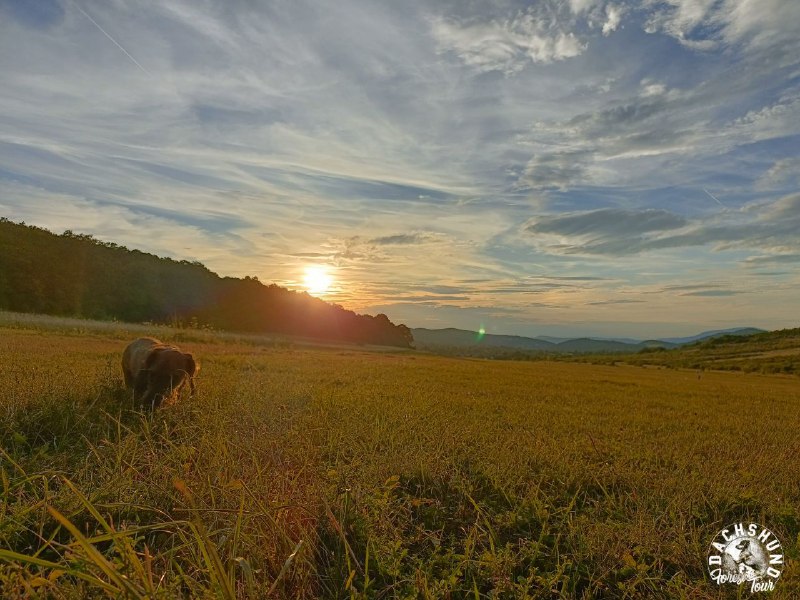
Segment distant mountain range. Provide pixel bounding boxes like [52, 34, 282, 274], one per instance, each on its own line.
[411, 327, 764, 354]
[655, 328, 765, 345]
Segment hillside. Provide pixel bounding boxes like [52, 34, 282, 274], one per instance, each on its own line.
[657, 326, 765, 344]
[412, 328, 556, 351]
[412, 328, 697, 357]
[0, 218, 412, 347]
[576, 328, 800, 374]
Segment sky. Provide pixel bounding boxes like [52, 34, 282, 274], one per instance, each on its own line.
[1, 0, 799, 339]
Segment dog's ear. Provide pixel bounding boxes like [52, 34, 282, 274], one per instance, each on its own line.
[184, 353, 198, 377]
[185, 353, 198, 394]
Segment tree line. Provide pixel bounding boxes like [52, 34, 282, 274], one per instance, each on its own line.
[0, 218, 413, 348]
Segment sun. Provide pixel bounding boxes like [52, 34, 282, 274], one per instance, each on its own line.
[303, 265, 333, 296]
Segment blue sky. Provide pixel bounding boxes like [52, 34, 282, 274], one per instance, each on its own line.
[1, 0, 798, 338]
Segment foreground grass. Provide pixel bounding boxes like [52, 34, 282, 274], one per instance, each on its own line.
[0, 315, 798, 598]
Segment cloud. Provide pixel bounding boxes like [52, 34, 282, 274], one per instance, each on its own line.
[518, 76, 800, 192]
[432, 0, 800, 72]
[368, 232, 445, 245]
[325, 231, 450, 267]
[659, 283, 727, 292]
[518, 89, 700, 190]
[587, 299, 645, 305]
[409, 284, 470, 295]
[602, 4, 624, 36]
[521, 151, 591, 191]
[430, 5, 587, 74]
[680, 289, 744, 297]
[730, 94, 800, 142]
[0, 182, 257, 267]
[756, 157, 800, 191]
[527, 208, 688, 238]
[647, 283, 745, 298]
[393, 294, 471, 303]
[643, 0, 800, 52]
[525, 194, 800, 257]
[722, 0, 800, 51]
[288, 252, 330, 259]
[643, 0, 718, 46]
[537, 276, 610, 281]
[568, 0, 603, 15]
[569, 97, 671, 134]
[744, 253, 800, 265]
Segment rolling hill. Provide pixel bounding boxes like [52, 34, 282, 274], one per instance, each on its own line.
[411, 328, 556, 351]
[587, 327, 800, 374]
[411, 326, 764, 356]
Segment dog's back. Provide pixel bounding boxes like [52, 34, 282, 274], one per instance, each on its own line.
[122, 337, 161, 387]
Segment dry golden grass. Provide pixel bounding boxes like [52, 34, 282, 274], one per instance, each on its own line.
[0, 314, 798, 598]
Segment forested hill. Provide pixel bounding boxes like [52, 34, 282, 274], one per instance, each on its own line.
[0, 218, 413, 347]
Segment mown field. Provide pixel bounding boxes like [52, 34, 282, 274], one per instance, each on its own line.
[1, 314, 798, 598]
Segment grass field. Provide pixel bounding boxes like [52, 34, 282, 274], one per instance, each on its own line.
[1, 314, 798, 598]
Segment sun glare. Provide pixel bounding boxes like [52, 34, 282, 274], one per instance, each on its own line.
[303, 266, 333, 296]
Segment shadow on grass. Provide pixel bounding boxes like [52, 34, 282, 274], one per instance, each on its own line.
[313, 467, 598, 599]
[0, 383, 187, 574]
[1, 383, 146, 458]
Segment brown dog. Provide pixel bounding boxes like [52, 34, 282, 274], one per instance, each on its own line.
[122, 337, 198, 409]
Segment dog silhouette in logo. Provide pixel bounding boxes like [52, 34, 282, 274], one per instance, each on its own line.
[723, 538, 768, 579]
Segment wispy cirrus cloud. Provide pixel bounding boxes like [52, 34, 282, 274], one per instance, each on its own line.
[527, 208, 688, 240]
[644, 0, 800, 52]
[524, 194, 800, 258]
[680, 289, 744, 297]
[587, 299, 645, 305]
[368, 232, 447, 246]
[745, 254, 800, 265]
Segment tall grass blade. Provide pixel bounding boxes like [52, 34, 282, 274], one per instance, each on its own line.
[47, 506, 145, 597]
